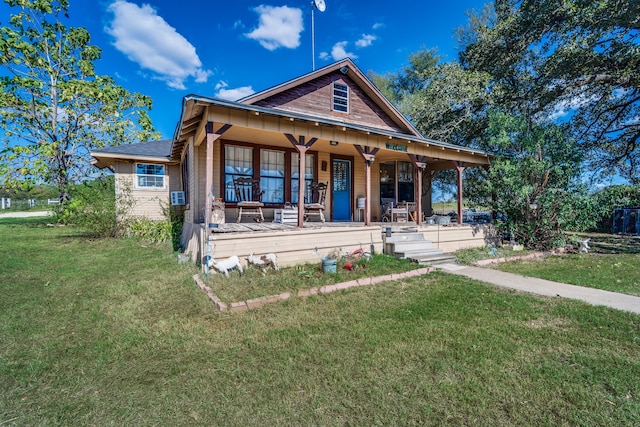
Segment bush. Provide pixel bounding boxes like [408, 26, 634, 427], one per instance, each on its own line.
[53, 177, 128, 237]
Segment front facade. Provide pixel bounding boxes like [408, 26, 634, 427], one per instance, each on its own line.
[92, 59, 492, 265]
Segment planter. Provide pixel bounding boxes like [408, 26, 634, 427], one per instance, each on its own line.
[321, 256, 337, 273]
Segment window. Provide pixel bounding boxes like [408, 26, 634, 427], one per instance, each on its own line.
[260, 150, 285, 204]
[135, 163, 165, 188]
[379, 162, 395, 200]
[291, 153, 315, 204]
[224, 145, 253, 202]
[397, 162, 415, 202]
[224, 144, 316, 204]
[333, 82, 349, 113]
[379, 161, 415, 203]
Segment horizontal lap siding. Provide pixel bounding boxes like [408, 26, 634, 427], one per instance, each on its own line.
[419, 225, 489, 252]
[210, 226, 384, 268]
[115, 160, 169, 220]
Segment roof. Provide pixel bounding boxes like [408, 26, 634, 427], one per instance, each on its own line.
[91, 139, 173, 169]
[239, 58, 422, 138]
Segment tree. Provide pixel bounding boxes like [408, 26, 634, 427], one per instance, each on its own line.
[458, 0, 640, 183]
[0, 0, 158, 202]
[370, 49, 492, 145]
[475, 110, 583, 249]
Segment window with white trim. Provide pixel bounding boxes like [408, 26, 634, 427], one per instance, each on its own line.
[333, 82, 349, 113]
[135, 163, 165, 188]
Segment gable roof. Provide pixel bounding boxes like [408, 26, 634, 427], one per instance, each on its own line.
[240, 58, 422, 138]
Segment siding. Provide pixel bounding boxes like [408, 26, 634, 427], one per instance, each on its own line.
[115, 160, 169, 220]
[253, 72, 405, 133]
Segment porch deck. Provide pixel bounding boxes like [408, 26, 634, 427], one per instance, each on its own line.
[182, 219, 493, 269]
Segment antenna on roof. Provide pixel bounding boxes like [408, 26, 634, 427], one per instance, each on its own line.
[311, 0, 326, 71]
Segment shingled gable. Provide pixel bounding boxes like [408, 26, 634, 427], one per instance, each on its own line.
[239, 58, 422, 137]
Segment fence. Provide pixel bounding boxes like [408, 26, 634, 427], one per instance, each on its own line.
[0, 198, 54, 212]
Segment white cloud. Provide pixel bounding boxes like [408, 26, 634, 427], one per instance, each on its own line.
[245, 5, 303, 51]
[329, 41, 357, 61]
[214, 81, 255, 101]
[372, 23, 384, 30]
[355, 34, 376, 48]
[105, 0, 212, 90]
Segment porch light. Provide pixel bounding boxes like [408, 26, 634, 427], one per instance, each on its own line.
[330, 140, 339, 146]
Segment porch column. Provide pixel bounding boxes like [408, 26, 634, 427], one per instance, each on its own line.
[286, 134, 318, 228]
[204, 122, 232, 226]
[204, 123, 215, 228]
[453, 161, 467, 225]
[408, 155, 428, 226]
[354, 145, 379, 226]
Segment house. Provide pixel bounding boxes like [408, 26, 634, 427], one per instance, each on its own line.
[91, 59, 492, 267]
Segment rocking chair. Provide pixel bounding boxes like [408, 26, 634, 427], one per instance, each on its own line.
[233, 177, 264, 223]
[304, 182, 327, 223]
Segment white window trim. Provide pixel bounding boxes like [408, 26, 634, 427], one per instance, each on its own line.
[134, 162, 166, 190]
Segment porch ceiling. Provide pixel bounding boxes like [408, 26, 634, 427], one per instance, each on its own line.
[173, 95, 492, 167]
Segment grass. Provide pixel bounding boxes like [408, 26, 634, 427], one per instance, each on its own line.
[457, 233, 640, 297]
[205, 253, 420, 302]
[496, 253, 640, 296]
[1, 218, 639, 425]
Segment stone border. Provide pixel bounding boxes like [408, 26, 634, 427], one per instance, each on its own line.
[473, 252, 546, 266]
[193, 267, 434, 312]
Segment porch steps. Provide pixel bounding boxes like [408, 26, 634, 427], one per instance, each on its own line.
[384, 230, 457, 266]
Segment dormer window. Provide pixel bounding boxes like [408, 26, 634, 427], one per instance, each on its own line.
[333, 82, 349, 113]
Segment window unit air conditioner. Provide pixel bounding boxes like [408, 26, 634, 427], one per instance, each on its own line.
[171, 191, 186, 206]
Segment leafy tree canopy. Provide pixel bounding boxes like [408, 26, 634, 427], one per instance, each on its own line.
[0, 0, 159, 201]
[458, 0, 640, 182]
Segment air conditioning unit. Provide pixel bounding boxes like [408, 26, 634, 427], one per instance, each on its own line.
[170, 191, 186, 206]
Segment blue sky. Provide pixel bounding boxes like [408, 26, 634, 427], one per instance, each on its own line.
[2, 0, 488, 139]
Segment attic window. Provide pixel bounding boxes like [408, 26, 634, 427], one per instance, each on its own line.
[333, 82, 349, 113]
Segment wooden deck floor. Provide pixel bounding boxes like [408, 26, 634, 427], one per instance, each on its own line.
[209, 221, 419, 233]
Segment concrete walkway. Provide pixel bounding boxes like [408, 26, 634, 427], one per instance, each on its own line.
[436, 263, 640, 315]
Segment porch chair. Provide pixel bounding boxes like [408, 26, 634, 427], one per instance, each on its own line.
[381, 201, 409, 222]
[233, 177, 264, 223]
[304, 182, 328, 223]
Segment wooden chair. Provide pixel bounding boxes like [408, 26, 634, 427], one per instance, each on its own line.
[233, 177, 264, 223]
[304, 182, 327, 222]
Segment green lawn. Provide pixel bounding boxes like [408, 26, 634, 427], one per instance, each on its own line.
[1, 218, 639, 425]
[496, 253, 640, 296]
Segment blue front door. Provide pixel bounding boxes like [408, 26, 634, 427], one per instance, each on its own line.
[332, 159, 351, 221]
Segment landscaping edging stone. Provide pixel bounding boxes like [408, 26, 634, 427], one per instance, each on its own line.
[192, 266, 434, 312]
[473, 252, 546, 266]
